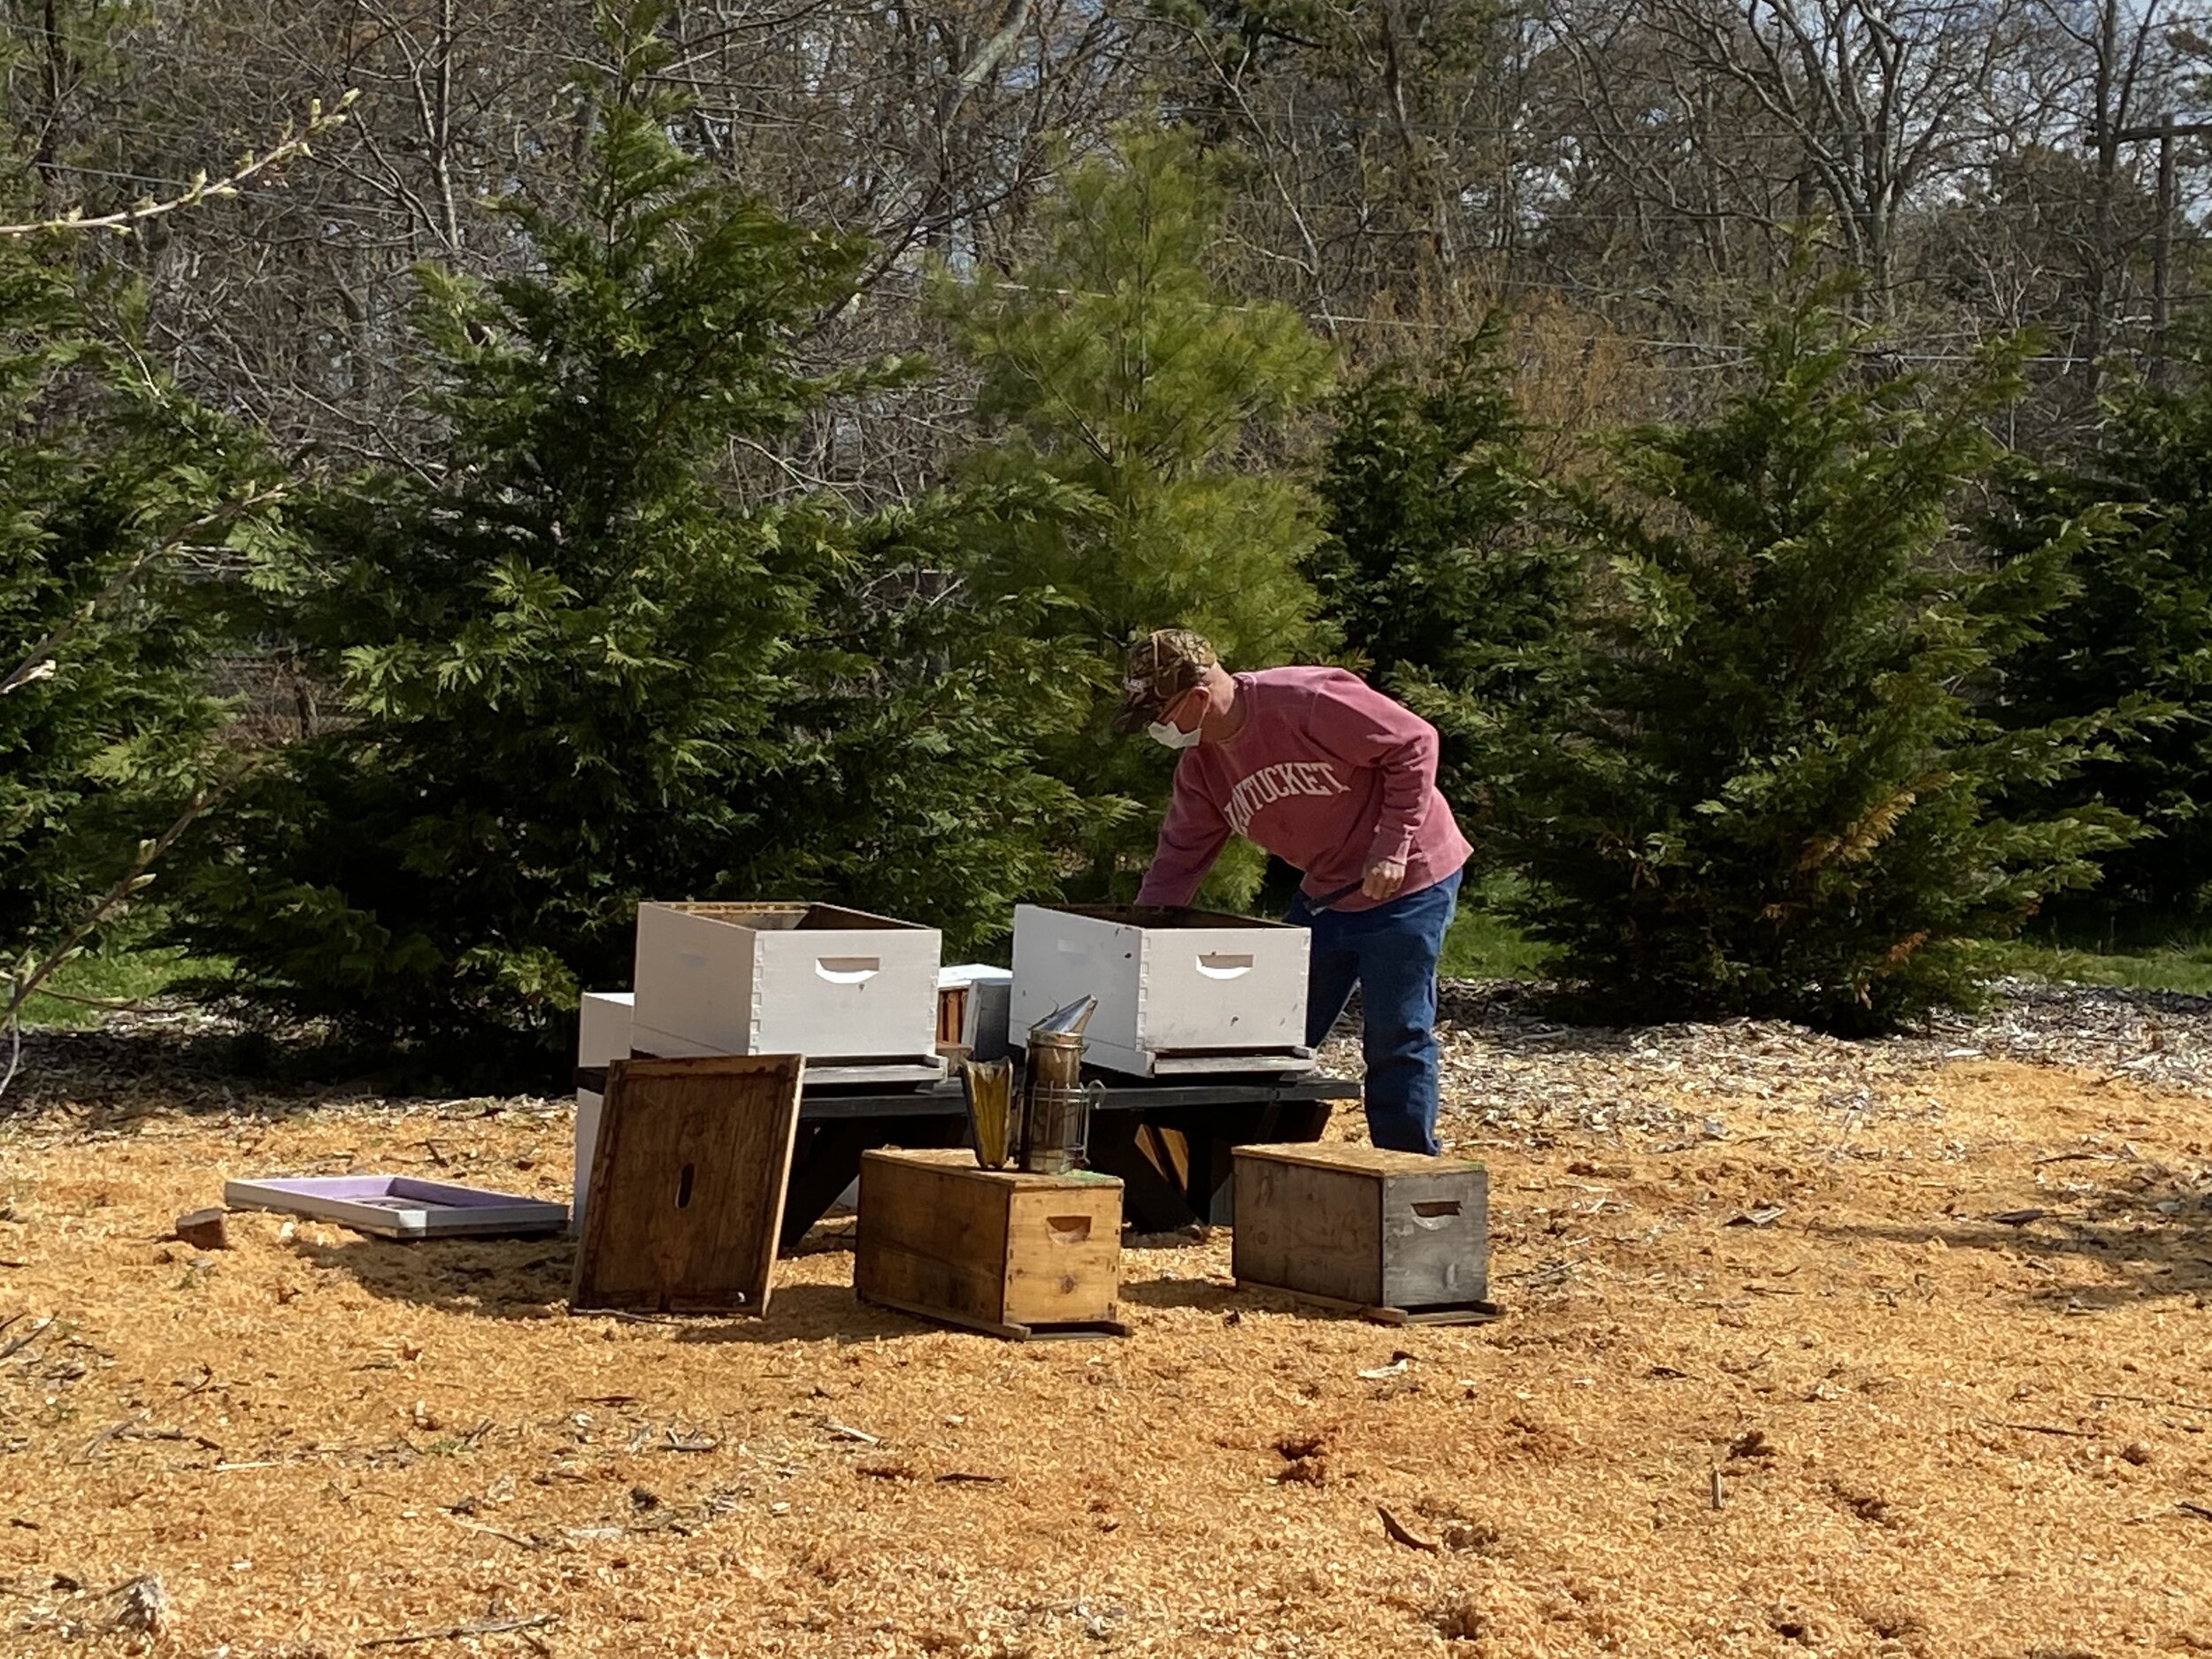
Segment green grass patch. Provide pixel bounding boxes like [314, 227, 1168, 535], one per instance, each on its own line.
[1435, 886, 2212, 995]
[1440, 873, 1549, 980]
[1985, 937, 2212, 997]
[12, 946, 219, 1029]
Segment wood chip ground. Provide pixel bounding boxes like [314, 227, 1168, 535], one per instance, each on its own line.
[1, 984, 2208, 1656]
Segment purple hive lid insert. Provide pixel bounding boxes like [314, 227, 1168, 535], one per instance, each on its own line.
[222, 1174, 569, 1239]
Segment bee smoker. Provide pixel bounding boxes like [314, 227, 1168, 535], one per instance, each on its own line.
[1015, 995, 1101, 1175]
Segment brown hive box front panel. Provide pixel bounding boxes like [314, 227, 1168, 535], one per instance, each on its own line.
[855, 1148, 1125, 1338]
[1232, 1142, 1489, 1317]
[571, 1054, 804, 1315]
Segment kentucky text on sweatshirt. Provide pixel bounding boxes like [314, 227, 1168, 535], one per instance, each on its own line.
[1133, 667, 1473, 913]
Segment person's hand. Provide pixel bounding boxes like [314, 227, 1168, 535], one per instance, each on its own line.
[1362, 856, 1408, 902]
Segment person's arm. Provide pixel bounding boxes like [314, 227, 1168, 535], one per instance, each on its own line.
[1306, 674, 1442, 895]
[1133, 765, 1231, 908]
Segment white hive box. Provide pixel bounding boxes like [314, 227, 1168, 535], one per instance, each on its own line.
[938, 964, 1014, 1062]
[1010, 904, 1313, 1078]
[632, 902, 942, 1074]
[572, 991, 634, 1236]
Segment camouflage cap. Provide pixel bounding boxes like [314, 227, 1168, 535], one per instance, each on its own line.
[1110, 628, 1218, 733]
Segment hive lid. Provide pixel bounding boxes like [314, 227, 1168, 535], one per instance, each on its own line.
[1233, 1143, 1486, 1176]
[1033, 904, 1300, 931]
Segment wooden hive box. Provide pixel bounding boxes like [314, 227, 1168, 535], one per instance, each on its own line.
[936, 964, 1013, 1061]
[855, 1148, 1127, 1340]
[1232, 1143, 1497, 1325]
[632, 901, 942, 1069]
[571, 1055, 805, 1316]
[1009, 903, 1312, 1077]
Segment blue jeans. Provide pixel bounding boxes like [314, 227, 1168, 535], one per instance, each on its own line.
[1285, 867, 1463, 1156]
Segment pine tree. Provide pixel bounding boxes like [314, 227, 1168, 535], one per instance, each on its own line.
[1497, 292, 2141, 1033]
[1985, 341, 2212, 925]
[1309, 321, 1571, 820]
[0, 242, 289, 1014]
[730, 488, 1100, 954]
[941, 128, 1335, 902]
[175, 3, 997, 1059]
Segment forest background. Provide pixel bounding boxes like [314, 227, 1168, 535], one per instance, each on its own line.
[10, 0, 2212, 1075]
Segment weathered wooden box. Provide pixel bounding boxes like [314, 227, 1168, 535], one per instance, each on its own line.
[854, 1148, 1126, 1339]
[1232, 1143, 1494, 1324]
[572, 990, 634, 1234]
[570, 1055, 805, 1317]
[632, 901, 941, 1068]
[1009, 903, 1311, 1077]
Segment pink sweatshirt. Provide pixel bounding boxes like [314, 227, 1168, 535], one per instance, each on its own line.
[1133, 667, 1472, 913]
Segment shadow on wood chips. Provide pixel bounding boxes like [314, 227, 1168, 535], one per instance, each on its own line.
[289, 1235, 574, 1322]
[291, 1239, 927, 1344]
[1814, 1195, 2212, 1310]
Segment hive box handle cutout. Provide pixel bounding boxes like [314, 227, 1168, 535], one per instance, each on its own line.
[814, 956, 880, 984]
[1047, 1215, 1092, 1243]
[1411, 1200, 1461, 1228]
[1196, 953, 1255, 979]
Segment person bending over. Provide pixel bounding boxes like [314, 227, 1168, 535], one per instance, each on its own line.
[1115, 628, 1471, 1156]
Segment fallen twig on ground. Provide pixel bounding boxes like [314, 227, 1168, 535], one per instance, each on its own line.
[361, 1612, 557, 1647]
[1377, 1506, 1440, 1551]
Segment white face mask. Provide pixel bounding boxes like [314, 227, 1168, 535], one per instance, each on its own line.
[1148, 718, 1202, 750]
